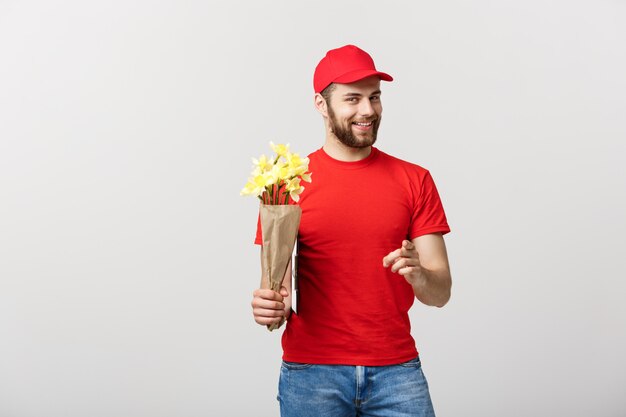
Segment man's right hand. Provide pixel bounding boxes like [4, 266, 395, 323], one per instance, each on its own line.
[251, 287, 290, 326]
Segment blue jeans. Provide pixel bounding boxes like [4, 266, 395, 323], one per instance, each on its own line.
[277, 356, 436, 417]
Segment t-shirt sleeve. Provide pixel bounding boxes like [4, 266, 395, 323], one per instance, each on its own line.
[409, 171, 451, 239]
[254, 213, 262, 245]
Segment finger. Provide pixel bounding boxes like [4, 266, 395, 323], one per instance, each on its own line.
[253, 288, 284, 302]
[255, 315, 285, 326]
[260, 288, 284, 301]
[253, 307, 286, 318]
[279, 286, 289, 298]
[400, 241, 418, 257]
[384, 241, 418, 267]
[253, 307, 286, 327]
[390, 257, 418, 273]
[251, 298, 285, 311]
[398, 266, 418, 276]
[382, 248, 402, 267]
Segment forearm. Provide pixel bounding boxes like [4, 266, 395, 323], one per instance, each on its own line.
[410, 267, 451, 308]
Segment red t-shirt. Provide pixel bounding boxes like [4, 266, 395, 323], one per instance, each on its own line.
[255, 147, 450, 366]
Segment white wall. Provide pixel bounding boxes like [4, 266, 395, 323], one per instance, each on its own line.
[1, 1, 624, 416]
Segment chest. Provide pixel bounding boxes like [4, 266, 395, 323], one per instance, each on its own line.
[298, 167, 414, 247]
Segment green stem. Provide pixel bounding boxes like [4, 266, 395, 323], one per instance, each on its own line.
[275, 183, 282, 204]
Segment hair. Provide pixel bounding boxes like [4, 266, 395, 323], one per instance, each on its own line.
[320, 83, 337, 104]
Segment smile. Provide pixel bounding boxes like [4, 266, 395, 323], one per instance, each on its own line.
[352, 120, 375, 131]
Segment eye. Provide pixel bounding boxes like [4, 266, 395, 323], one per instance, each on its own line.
[346, 97, 358, 102]
[370, 95, 380, 101]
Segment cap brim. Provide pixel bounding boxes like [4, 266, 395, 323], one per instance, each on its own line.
[333, 69, 393, 85]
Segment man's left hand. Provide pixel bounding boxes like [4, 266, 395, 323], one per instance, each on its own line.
[382, 239, 425, 287]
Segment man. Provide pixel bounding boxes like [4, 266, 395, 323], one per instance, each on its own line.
[251, 44, 452, 417]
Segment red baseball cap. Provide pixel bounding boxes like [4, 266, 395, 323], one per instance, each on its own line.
[313, 45, 393, 93]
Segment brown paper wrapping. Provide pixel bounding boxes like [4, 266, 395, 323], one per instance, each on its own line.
[260, 203, 301, 331]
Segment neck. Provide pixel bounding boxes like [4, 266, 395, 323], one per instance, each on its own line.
[323, 135, 372, 162]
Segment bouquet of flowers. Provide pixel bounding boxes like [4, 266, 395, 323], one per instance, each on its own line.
[241, 142, 311, 331]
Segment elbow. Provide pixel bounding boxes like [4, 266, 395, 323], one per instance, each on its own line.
[413, 270, 452, 308]
[435, 281, 452, 308]
[415, 289, 450, 308]
[433, 293, 450, 308]
[434, 296, 450, 308]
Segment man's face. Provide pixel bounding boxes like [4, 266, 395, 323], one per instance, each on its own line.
[326, 76, 382, 149]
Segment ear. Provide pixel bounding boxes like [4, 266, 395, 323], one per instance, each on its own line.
[314, 93, 328, 118]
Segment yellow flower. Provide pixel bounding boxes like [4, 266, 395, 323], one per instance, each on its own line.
[285, 177, 300, 191]
[285, 177, 305, 202]
[241, 141, 312, 204]
[270, 142, 290, 157]
[266, 161, 288, 183]
[264, 168, 278, 186]
[300, 171, 312, 183]
[252, 154, 272, 173]
[240, 181, 257, 196]
[285, 153, 311, 178]
[240, 173, 270, 197]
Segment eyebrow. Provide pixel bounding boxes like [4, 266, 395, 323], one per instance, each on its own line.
[342, 90, 382, 97]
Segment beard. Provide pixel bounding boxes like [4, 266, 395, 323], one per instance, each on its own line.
[327, 105, 380, 149]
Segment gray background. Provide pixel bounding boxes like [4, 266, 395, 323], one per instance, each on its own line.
[1, 0, 625, 416]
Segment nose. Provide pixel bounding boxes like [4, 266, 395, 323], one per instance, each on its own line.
[358, 99, 374, 117]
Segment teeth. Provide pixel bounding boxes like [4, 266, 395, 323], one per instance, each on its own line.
[354, 122, 372, 126]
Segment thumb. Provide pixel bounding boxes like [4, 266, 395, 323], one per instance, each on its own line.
[279, 286, 289, 298]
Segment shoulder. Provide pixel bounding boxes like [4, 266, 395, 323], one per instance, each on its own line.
[307, 148, 323, 158]
[376, 148, 431, 179]
[306, 148, 324, 164]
